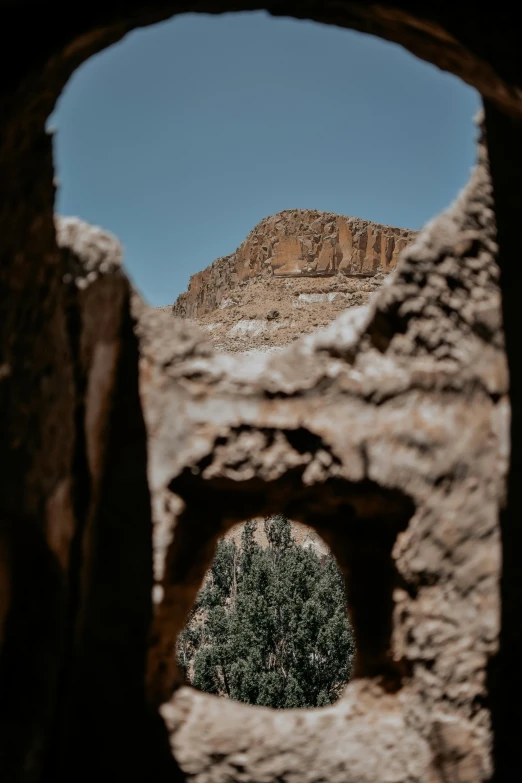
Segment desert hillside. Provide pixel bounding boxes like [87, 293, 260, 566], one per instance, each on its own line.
[161, 209, 416, 353]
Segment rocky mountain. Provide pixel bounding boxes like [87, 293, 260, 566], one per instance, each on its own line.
[173, 209, 415, 320]
[166, 209, 416, 353]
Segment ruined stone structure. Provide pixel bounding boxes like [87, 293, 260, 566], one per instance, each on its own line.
[173, 209, 415, 320]
[1, 4, 522, 783]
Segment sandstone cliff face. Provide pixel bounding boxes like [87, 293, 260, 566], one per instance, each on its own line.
[173, 209, 416, 320]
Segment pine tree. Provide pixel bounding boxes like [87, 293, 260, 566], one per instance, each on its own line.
[177, 516, 355, 708]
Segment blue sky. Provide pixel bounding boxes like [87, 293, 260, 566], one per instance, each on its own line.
[49, 11, 480, 306]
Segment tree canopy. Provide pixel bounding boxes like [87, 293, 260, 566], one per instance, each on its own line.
[177, 516, 355, 708]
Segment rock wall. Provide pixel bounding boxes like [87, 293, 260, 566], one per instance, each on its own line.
[139, 126, 508, 783]
[3, 2, 522, 782]
[173, 210, 416, 319]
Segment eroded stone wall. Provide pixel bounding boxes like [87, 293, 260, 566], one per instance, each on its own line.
[137, 122, 507, 782]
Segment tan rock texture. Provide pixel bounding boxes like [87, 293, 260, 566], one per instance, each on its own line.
[162, 273, 388, 352]
[2, 3, 522, 783]
[173, 210, 416, 320]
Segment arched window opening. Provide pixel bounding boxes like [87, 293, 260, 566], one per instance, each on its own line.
[48, 11, 479, 310]
[176, 515, 354, 708]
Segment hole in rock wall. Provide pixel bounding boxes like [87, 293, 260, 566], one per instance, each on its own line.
[48, 11, 480, 311]
[176, 515, 354, 708]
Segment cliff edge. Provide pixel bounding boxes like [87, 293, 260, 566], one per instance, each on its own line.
[167, 209, 416, 352]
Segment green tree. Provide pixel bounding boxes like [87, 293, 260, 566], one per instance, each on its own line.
[177, 515, 355, 708]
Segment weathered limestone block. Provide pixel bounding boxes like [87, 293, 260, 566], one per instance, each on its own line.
[137, 123, 507, 782]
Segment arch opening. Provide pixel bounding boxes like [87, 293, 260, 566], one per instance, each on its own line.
[176, 515, 355, 708]
[147, 457, 416, 708]
[48, 11, 479, 310]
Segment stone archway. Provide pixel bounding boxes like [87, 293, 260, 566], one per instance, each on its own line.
[1, 4, 521, 782]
